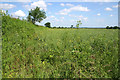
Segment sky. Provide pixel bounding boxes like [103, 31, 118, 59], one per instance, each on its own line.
[0, 0, 119, 28]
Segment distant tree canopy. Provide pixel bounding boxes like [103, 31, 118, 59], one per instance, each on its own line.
[106, 26, 119, 29]
[106, 26, 109, 29]
[71, 25, 73, 28]
[76, 20, 82, 28]
[27, 6, 46, 24]
[45, 22, 51, 28]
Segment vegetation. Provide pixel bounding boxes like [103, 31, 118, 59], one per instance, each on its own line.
[106, 26, 119, 29]
[27, 7, 46, 24]
[71, 25, 74, 28]
[2, 13, 119, 78]
[76, 20, 82, 28]
[44, 22, 51, 28]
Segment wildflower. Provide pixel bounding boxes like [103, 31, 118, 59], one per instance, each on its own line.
[43, 61, 45, 64]
[44, 43, 47, 46]
[50, 55, 53, 58]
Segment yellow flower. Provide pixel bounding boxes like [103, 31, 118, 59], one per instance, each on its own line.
[45, 43, 47, 46]
[50, 55, 53, 58]
[8, 74, 12, 78]
[43, 61, 45, 64]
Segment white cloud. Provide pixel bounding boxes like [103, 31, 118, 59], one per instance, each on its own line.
[110, 14, 113, 17]
[12, 10, 26, 17]
[79, 15, 83, 18]
[66, 3, 74, 7]
[83, 17, 88, 21]
[60, 3, 65, 6]
[58, 8, 70, 15]
[68, 14, 87, 21]
[105, 7, 112, 11]
[83, 0, 118, 2]
[78, 15, 88, 21]
[69, 14, 77, 17]
[47, 3, 52, 5]
[17, 0, 31, 2]
[0, 0, 118, 2]
[58, 5, 90, 15]
[0, 4, 16, 9]
[0, 0, 31, 2]
[97, 13, 101, 16]
[113, 5, 118, 8]
[78, 15, 83, 20]
[44, 16, 65, 24]
[70, 5, 90, 11]
[70, 19, 76, 22]
[60, 3, 74, 7]
[24, 0, 47, 11]
[60, 3, 75, 7]
[13, 0, 31, 2]
[49, 15, 55, 18]
[45, 15, 58, 21]
[55, 18, 59, 22]
[69, 14, 72, 17]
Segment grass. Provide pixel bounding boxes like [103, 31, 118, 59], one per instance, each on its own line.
[2, 15, 119, 78]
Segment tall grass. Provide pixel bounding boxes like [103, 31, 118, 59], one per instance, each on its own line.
[2, 15, 118, 78]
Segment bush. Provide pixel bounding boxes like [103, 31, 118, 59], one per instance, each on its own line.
[44, 22, 51, 28]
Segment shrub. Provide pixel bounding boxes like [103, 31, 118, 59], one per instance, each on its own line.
[44, 22, 51, 28]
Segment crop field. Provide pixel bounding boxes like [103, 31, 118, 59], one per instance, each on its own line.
[2, 15, 119, 78]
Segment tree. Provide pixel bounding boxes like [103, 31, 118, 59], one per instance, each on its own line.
[27, 15, 32, 23]
[45, 22, 51, 28]
[106, 26, 109, 29]
[113, 26, 118, 29]
[109, 26, 113, 29]
[53, 26, 56, 28]
[27, 6, 46, 24]
[71, 25, 73, 28]
[76, 20, 82, 29]
[6, 10, 8, 15]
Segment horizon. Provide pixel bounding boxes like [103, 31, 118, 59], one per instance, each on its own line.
[0, 1, 119, 28]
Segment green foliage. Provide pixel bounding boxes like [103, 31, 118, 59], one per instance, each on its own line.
[27, 15, 32, 23]
[44, 22, 51, 28]
[106, 26, 119, 29]
[71, 25, 73, 28]
[76, 20, 82, 28]
[27, 6, 46, 24]
[2, 14, 118, 78]
[106, 26, 109, 29]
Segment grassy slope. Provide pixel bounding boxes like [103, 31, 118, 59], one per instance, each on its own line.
[2, 15, 47, 78]
[2, 15, 118, 78]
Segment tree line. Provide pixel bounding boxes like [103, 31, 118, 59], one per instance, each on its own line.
[27, 6, 119, 29]
[106, 26, 119, 29]
[2, 6, 118, 29]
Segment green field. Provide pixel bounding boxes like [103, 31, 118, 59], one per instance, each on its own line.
[2, 15, 119, 78]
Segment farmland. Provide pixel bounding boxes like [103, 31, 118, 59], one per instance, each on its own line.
[2, 15, 119, 78]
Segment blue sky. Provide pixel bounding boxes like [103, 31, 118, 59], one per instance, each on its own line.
[0, 1, 119, 28]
